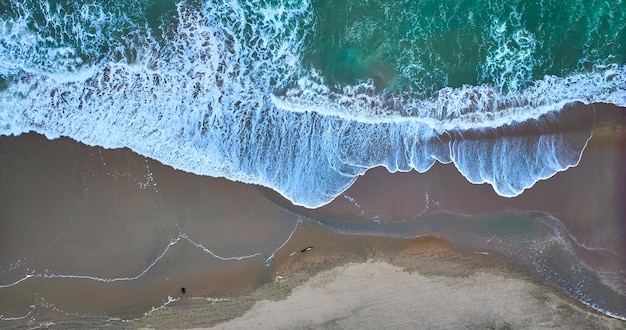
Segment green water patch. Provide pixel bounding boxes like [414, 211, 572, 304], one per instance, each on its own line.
[470, 212, 542, 239]
[144, 0, 179, 36]
[0, 76, 7, 92]
[304, 0, 626, 95]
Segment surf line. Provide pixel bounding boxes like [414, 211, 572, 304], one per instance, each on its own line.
[264, 219, 301, 266]
[0, 225, 301, 288]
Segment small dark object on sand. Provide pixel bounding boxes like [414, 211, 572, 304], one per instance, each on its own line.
[181, 287, 186, 294]
[301, 247, 313, 253]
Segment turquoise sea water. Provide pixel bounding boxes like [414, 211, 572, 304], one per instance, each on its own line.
[309, 0, 625, 94]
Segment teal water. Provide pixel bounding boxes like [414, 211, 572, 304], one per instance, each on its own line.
[308, 0, 625, 94]
[1, 0, 624, 92]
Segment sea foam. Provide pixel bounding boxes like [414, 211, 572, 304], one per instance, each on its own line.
[0, 0, 625, 208]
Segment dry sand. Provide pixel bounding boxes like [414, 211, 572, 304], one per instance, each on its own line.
[210, 262, 615, 329]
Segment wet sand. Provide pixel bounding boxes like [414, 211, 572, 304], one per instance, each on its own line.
[80, 224, 626, 329]
[0, 103, 625, 328]
[0, 133, 300, 323]
[260, 104, 626, 318]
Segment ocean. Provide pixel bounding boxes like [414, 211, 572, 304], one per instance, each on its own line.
[1, 0, 624, 207]
[0, 0, 625, 325]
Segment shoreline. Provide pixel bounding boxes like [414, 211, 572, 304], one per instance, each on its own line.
[129, 223, 624, 329]
[5, 220, 620, 329]
[0, 103, 624, 328]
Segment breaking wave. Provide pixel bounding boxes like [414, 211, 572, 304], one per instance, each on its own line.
[0, 0, 625, 207]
